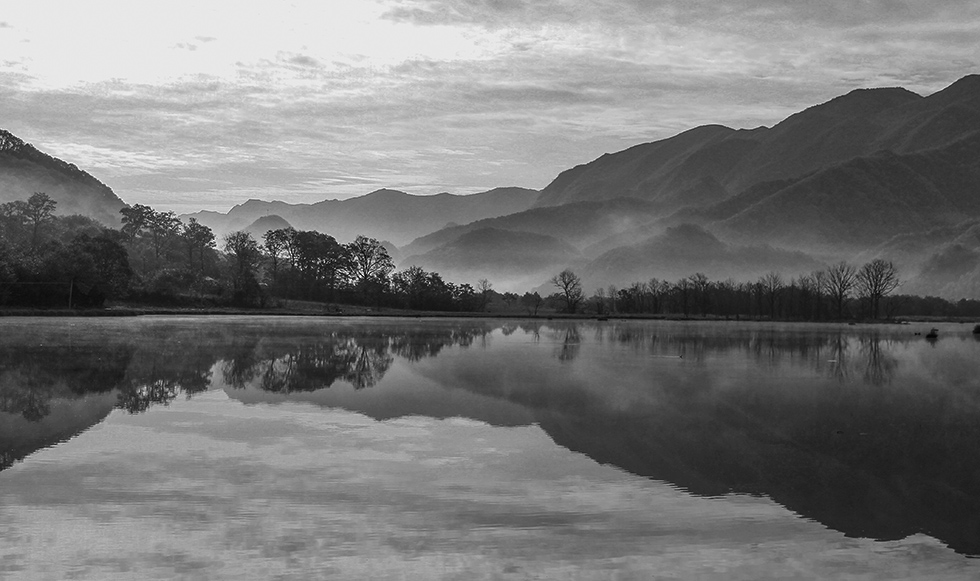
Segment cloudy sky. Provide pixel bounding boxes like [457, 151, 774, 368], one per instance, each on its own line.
[1, 1, 978, 213]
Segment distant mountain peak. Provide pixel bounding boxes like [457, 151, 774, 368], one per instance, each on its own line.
[927, 73, 980, 108]
[183, 186, 538, 246]
[243, 214, 293, 239]
[366, 188, 409, 197]
[800, 86, 920, 119]
[946, 73, 980, 90]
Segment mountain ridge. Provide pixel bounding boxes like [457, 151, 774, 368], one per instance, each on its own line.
[416, 74, 980, 297]
[0, 128, 126, 225]
[184, 186, 539, 245]
[532, 75, 980, 214]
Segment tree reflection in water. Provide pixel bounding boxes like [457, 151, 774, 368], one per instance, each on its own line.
[0, 365, 52, 422]
[0, 320, 942, 425]
[221, 324, 492, 393]
[827, 334, 850, 383]
[860, 335, 897, 386]
[550, 325, 581, 362]
[2, 318, 979, 556]
[242, 338, 393, 392]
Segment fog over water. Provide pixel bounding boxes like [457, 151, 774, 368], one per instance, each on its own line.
[1, 316, 979, 579]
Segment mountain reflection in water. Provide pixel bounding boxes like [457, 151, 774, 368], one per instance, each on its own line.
[1, 317, 979, 556]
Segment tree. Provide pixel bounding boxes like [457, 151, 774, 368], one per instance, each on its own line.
[759, 271, 784, 319]
[391, 265, 429, 309]
[0, 201, 28, 248]
[224, 231, 263, 305]
[550, 269, 583, 314]
[181, 218, 215, 272]
[292, 230, 344, 301]
[674, 277, 691, 317]
[857, 259, 901, 320]
[120, 204, 156, 239]
[501, 292, 520, 311]
[0, 243, 14, 304]
[477, 278, 493, 312]
[606, 284, 618, 314]
[521, 291, 543, 316]
[824, 261, 856, 320]
[689, 273, 711, 316]
[263, 228, 292, 285]
[344, 235, 393, 291]
[23, 192, 56, 252]
[592, 287, 606, 315]
[73, 233, 133, 299]
[148, 211, 181, 258]
[809, 269, 827, 321]
[648, 278, 670, 315]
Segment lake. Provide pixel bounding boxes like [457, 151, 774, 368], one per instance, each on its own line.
[1, 316, 979, 580]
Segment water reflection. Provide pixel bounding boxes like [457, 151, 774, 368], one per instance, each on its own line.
[2, 317, 979, 557]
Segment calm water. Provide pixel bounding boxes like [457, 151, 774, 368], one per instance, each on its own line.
[1, 316, 979, 580]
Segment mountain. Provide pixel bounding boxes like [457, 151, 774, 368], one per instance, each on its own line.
[0, 129, 126, 226]
[705, 132, 980, 252]
[242, 214, 293, 241]
[400, 227, 580, 290]
[401, 197, 661, 258]
[183, 187, 538, 246]
[854, 220, 980, 298]
[398, 75, 980, 298]
[534, 124, 746, 209]
[533, 75, 980, 214]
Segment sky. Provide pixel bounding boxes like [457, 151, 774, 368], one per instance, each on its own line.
[1, 1, 978, 214]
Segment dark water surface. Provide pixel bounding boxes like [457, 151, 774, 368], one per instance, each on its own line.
[2, 316, 979, 579]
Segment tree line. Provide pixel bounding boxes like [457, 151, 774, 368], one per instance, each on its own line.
[0, 193, 487, 311]
[543, 263, 980, 320]
[2, 192, 978, 317]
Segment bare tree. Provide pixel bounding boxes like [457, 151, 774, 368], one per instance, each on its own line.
[810, 269, 827, 320]
[550, 269, 584, 314]
[823, 261, 856, 320]
[477, 278, 493, 311]
[857, 259, 901, 320]
[796, 273, 817, 321]
[648, 278, 670, 315]
[592, 287, 606, 315]
[759, 271, 784, 319]
[689, 272, 710, 316]
[606, 284, 618, 314]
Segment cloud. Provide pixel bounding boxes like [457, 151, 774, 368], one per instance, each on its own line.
[287, 54, 320, 68]
[0, 0, 976, 213]
[381, 0, 980, 29]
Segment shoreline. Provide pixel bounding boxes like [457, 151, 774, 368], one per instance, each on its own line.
[1, 305, 977, 325]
